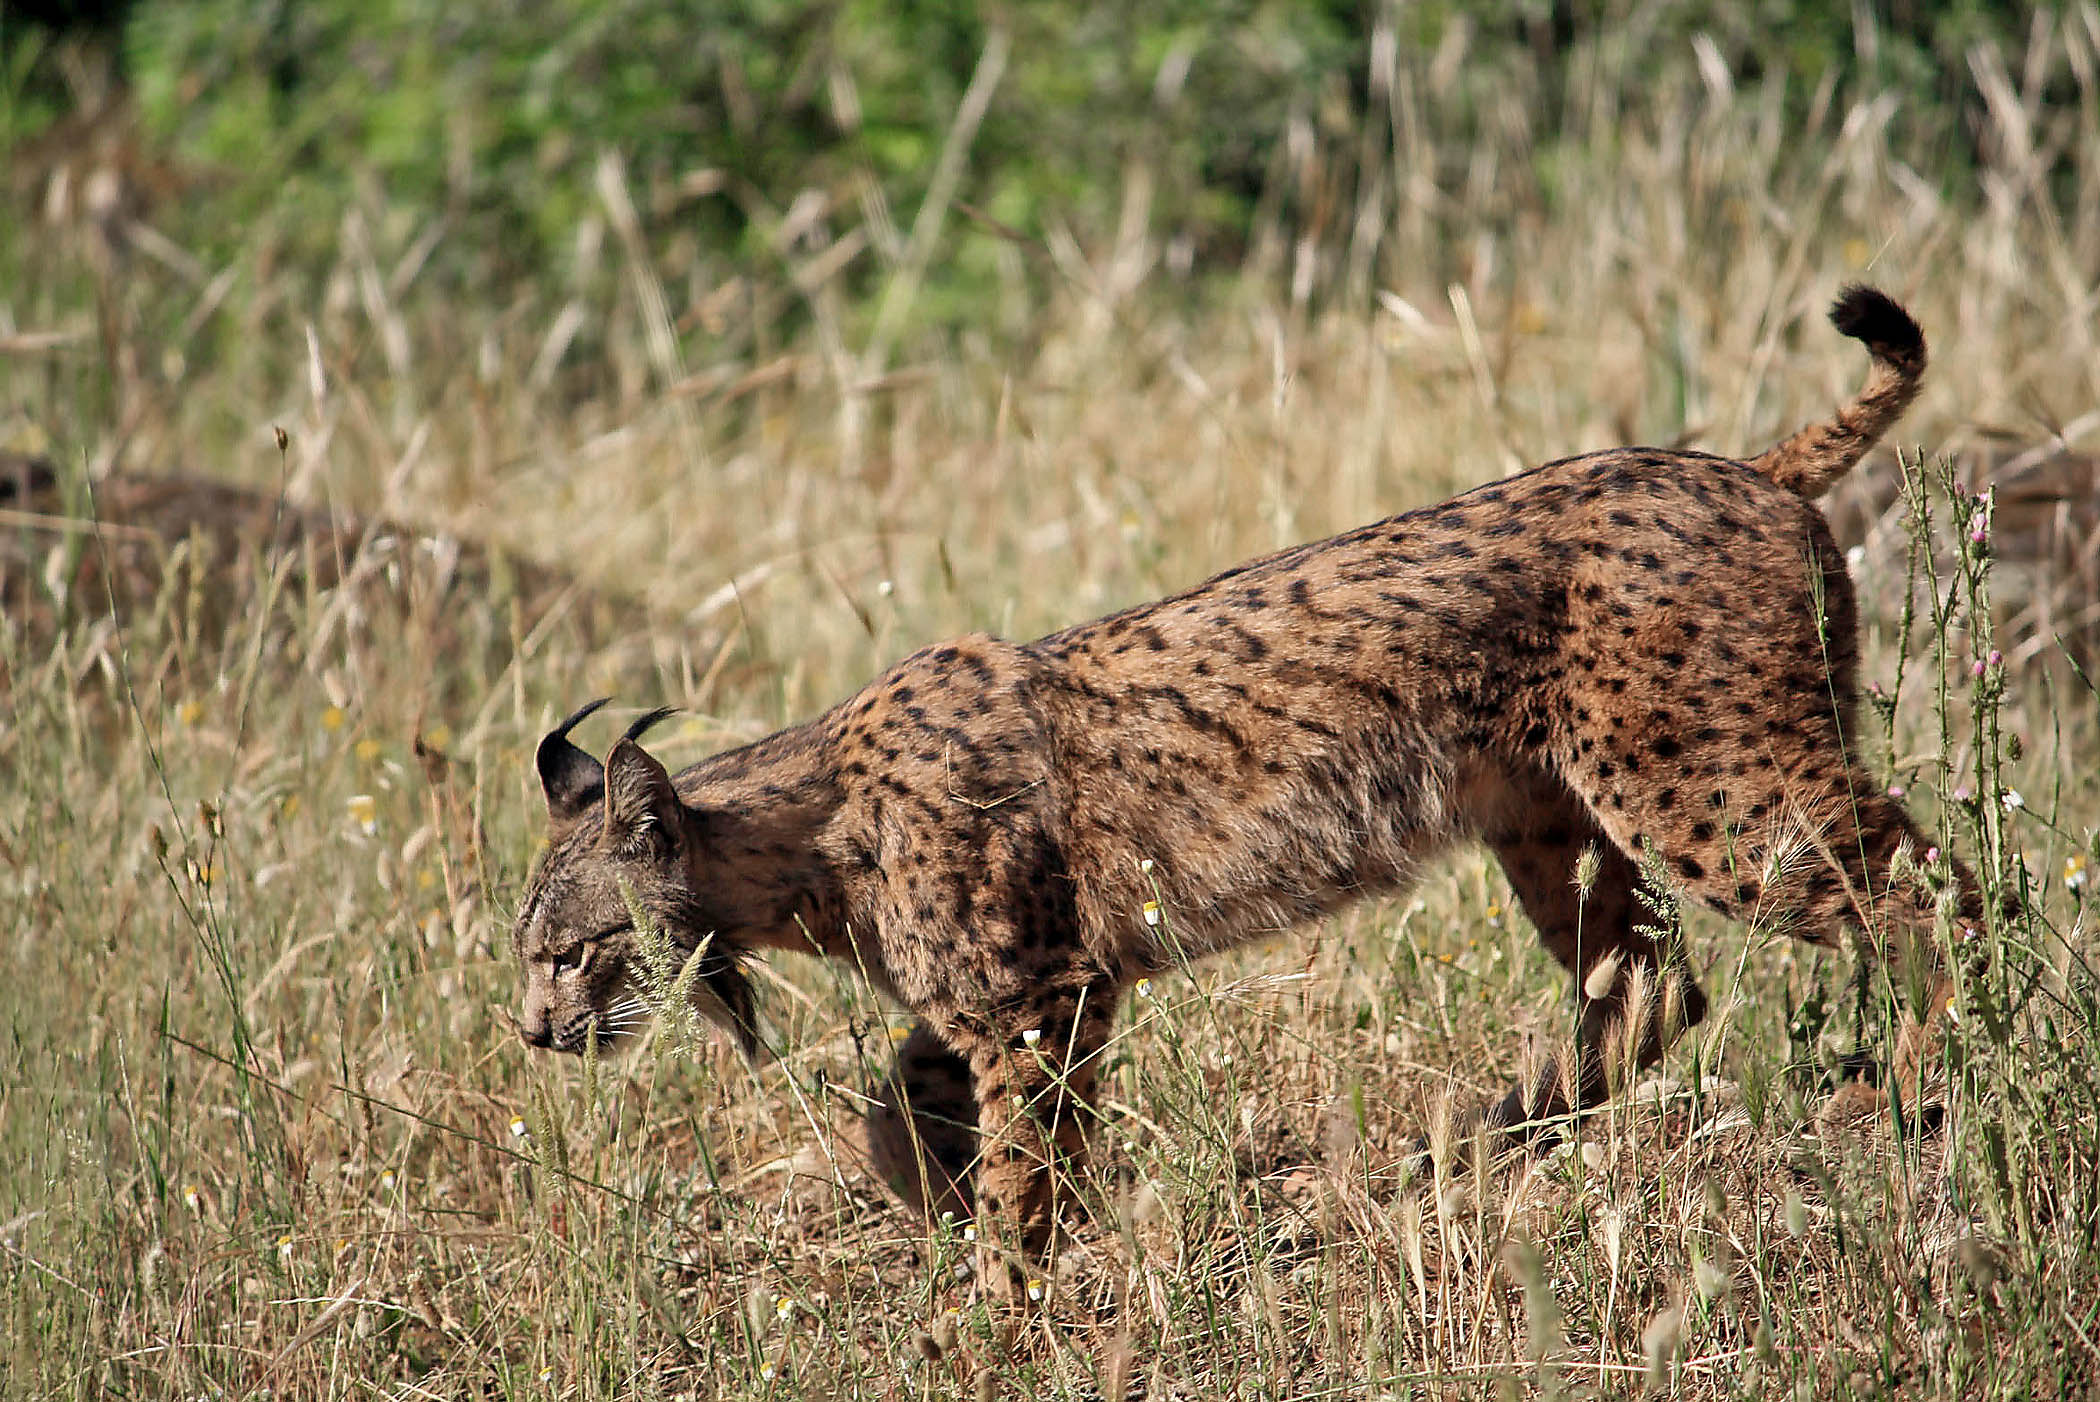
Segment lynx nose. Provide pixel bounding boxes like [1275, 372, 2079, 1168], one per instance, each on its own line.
[519, 1017, 554, 1050]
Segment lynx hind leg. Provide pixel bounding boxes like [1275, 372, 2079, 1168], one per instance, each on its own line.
[865, 1022, 978, 1222]
[1760, 787, 1982, 1118]
[1477, 777, 1709, 1145]
[1576, 747, 1981, 1127]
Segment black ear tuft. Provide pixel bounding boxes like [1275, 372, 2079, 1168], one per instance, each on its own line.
[536, 698, 610, 827]
[602, 736, 684, 856]
[623, 706, 679, 746]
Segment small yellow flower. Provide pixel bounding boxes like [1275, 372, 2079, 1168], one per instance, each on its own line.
[321, 705, 347, 733]
[378, 1168, 398, 1192]
[177, 700, 204, 728]
[509, 1116, 529, 1139]
[347, 794, 379, 836]
[1485, 901, 1503, 928]
[417, 868, 437, 891]
[775, 1297, 794, 1321]
[423, 724, 453, 751]
[280, 794, 302, 820]
[182, 1184, 201, 1211]
[1026, 1278, 1045, 1302]
[887, 1022, 914, 1045]
[354, 738, 383, 764]
[1142, 900, 1161, 927]
[276, 1235, 294, 1261]
[1134, 978, 1153, 1000]
[2067, 853, 2088, 891]
[334, 1237, 350, 1255]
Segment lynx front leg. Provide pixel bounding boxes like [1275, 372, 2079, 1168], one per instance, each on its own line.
[953, 986, 1113, 1302]
[865, 1022, 978, 1222]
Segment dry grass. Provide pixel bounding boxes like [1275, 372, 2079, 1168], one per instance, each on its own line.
[4, 11, 2099, 1400]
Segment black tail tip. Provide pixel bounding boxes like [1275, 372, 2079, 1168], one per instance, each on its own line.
[1828, 284, 1924, 360]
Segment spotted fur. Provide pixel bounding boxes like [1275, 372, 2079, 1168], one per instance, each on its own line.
[510, 286, 1977, 1292]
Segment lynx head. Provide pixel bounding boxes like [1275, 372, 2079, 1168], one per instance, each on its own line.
[509, 700, 760, 1059]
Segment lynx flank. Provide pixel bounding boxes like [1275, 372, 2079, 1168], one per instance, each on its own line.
[510, 286, 1980, 1290]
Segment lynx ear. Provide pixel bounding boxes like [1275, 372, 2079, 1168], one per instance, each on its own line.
[602, 736, 684, 856]
[536, 698, 611, 826]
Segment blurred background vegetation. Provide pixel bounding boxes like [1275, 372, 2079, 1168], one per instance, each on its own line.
[1, 1, 2047, 397]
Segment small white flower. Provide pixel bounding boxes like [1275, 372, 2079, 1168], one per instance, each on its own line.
[347, 794, 379, 836]
[877, 579, 895, 597]
[776, 1297, 794, 1321]
[2066, 854, 2088, 890]
[1142, 900, 1161, 926]
[1139, 858, 1154, 874]
[1020, 1028, 1042, 1048]
[183, 1185, 201, 1212]
[1026, 1279, 1045, 1302]
[276, 1235, 294, 1261]
[378, 1168, 397, 1192]
[1845, 545, 1866, 569]
[962, 1225, 977, 1242]
[760, 1365, 776, 1382]
[1134, 977, 1153, 1000]
[2002, 789, 2026, 812]
[509, 1116, 529, 1139]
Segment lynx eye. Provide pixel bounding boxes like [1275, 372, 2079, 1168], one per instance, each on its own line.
[550, 945, 587, 977]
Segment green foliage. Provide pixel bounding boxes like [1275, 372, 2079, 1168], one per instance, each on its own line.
[102, 0, 1344, 308]
[12, 1, 2038, 326]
